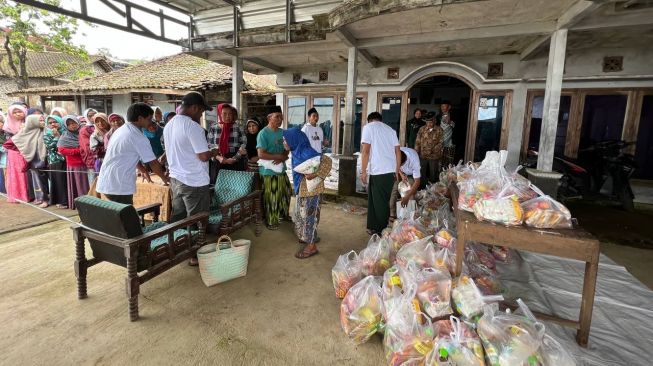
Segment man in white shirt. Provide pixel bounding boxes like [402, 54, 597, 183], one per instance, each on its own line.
[301, 107, 324, 153]
[360, 111, 401, 235]
[162, 92, 221, 231]
[389, 147, 422, 220]
[96, 103, 168, 205]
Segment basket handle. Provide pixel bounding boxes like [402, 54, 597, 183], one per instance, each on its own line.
[216, 235, 233, 249]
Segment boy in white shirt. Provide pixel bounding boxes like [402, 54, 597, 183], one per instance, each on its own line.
[301, 107, 324, 153]
[96, 103, 168, 205]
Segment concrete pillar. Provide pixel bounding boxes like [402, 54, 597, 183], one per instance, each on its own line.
[505, 83, 528, 171]
[343, 46, 358, 156]
[231, 55, 243, 112]
[537, 29, 568, 171]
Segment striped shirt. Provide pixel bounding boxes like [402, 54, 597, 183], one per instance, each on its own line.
[206, 122, 246, 157]
[439, 113, 455, 147]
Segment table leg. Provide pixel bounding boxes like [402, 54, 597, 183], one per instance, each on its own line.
[455, 221, 466, 276]
[576, 258, 598, 347]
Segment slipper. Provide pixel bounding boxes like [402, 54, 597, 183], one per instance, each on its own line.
[295, 248, 319, 259]
[299, 237, 321, 244]
[266, 224, 280, 231]
[188, 257, 199, 266]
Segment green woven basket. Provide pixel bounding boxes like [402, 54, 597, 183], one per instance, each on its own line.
[198, 235, 251, 287]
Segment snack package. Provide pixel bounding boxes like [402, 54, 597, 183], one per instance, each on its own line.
[472, 189, 523, 227]
[427, 316, 485, 366]
[340, 276, 385, 344]
[521, 185, 572, 229]
[293, 155, 322, 192]
[414, 267, 453, 319]
[476, 299, 545, 366]
[390, 218, 429, 253]
[451, 276, 503, 320]
[384, 286, 435, 366]
[332, 250, 363, 299]
[435, 228, 457, 249]
[396, 236, 437, 270]
[360, 234, 392, 276]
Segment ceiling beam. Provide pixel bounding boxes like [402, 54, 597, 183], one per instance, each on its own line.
[334, 29, 378, 67]
[356, 21, 556, 49]
[205, 50, 283, 73]
[247, 57, 284, 73]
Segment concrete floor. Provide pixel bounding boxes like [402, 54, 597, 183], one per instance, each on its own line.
[0, 200, 652, 365]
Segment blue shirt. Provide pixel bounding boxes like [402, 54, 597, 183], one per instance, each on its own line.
[256, 127, 286, 176]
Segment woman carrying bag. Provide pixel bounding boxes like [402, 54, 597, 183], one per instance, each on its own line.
[44, 114, 68, 208]
[12, 115, 50, 207]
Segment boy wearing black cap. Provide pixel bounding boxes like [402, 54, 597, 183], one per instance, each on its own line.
[302, 107, 324, 153]
[163, 92, 218, 263]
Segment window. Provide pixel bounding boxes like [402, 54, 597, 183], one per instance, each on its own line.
[474, 96, 504, 161]
[313, 97, 334, 153]
[380, 95, 402, 138]
[579, 95, 628, 150]
[527, 95, 572, 156]
[286, 96, 306, 129]
[85, 96, 112, 114]
[132, 93, 153, 104]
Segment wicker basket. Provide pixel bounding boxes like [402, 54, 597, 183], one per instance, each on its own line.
[198, 235, 251, 287]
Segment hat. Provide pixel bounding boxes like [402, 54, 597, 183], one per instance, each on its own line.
[181, 92, 213, 111]
[424, 111, 436, 120]
[268, 105, 282, 114]
[307, 107, 318, 117]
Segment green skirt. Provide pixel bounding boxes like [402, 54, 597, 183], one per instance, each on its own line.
[262, 174, 291, 227]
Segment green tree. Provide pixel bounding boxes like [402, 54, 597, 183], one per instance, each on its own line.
[0, 0, 88, 89]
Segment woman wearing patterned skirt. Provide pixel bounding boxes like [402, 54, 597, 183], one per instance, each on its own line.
[57, 115, 90, 209]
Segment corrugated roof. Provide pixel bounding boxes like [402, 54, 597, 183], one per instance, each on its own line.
[15, 53, 277, 94]
[0, 51, 111, 78]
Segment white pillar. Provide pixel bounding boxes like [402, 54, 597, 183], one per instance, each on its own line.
[343, 46, 358, 156]
[231, 55, 243, 112]
[537, 29, 567, 171]
[505, 83, 528, 171]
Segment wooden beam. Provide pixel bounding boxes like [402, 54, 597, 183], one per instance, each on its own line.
[623, 90, 644, 155]
[356, 21, 555, 49]
[334, 29, 378, 67]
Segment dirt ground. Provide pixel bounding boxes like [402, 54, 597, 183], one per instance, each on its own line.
[0, 202, 386, 366]
[0, 198, 79, 234]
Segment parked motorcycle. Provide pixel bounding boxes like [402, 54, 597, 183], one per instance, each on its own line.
[524, 140, 637, 211]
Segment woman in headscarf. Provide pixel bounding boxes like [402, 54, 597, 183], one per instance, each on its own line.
[51, 107, 67, 118]
[142, 117, 165, 158]
[89, 113, 110, 171]
[244, 117, 261, 172]
[105, 113, 125, 146]
[79, 108, 98, 184]
[152, 106, 163, 127]
[2, 105, 29, 202]
[0, 113, 8, 193]
[162, 111, 176, 127]
[11, 115, 50, 207]
[208, 103, 246, 177]
[57, 115, 89, 210]
[44, 114, 68, 208]
[282, 127, 332, 259]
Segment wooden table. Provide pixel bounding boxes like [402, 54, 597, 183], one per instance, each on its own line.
[134, 176, 172, 222]
[450, 184, 599, 347]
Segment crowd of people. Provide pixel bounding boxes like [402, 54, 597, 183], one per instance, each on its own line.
[0, 92, 455, 261]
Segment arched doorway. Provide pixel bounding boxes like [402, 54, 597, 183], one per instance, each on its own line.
[407, 75, 472, 164]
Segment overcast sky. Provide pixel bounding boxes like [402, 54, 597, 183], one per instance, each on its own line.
[64, 0, 186, 60]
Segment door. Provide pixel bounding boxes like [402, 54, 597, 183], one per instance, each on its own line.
[467, 92, 510, 162]
[338, 95, 366, 154]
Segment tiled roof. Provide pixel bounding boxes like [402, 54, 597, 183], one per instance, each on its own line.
[0, 51, 111, 78]
[15, 53, 277, 95]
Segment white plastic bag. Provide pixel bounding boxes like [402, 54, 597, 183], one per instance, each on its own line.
[294, 156, 322, 192]
[397, 200, 417, 220]
[332, 250, 363, 299]
[258, 159, 284, 173]
[340, 276, 384, 344]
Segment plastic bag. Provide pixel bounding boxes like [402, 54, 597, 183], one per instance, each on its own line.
[451, 276, 503, 320]
[332, 250, 363, 299]
[293, 156, 322, 192]
[340, 276, 385, 344]
[384, 285, 435, 366]
[464, 243, 496, 270]
[521, 184, 572, 229]
[435, 228, 457, 249]
[414, 267, 453, 319]
[533, 334, 577, 366]
[476, 299, 546, 366]
[396, 236, 437, 270]
[360, 234, 393, 276]
[427, 316, 485, 366]
[398, 180, 412, 198]
[257, 159, 284, 173]
[434, 246, 457, 276]
[472, 181, 524, 226]
[457, 152, 509, 212]
[503, 167, 537, 203]
[389, 218, 429, 253]
[397, 200, 417, 220]
[382, 265, 406, 319]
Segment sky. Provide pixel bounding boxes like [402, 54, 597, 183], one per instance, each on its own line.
[64, 0, 186, 61]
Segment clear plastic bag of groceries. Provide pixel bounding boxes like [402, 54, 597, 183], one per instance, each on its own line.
[389, 217, 430, 253]
[426, 316, 486, 366]
[521, 184, 573, 229]
[532, 334, 577, 366]
[434, 225, 457, 250]
[414, 266, 453, 319]
[452, 276, 503, 320]
[332, 250, 363, 299]
[503, 166, 537, 203]
[472, 184, 524, 226]
[464, 252, 503, 297]
[434, 245, 457, 276]
[340, 275, 385, 344]
[360, 234, 393, 276]
[384, 284, 436, 366]
[396, 236, 437, 270]
[464, 243, 496, 270]
[476, 299, 546, 366]
[382, 265, 407, 320]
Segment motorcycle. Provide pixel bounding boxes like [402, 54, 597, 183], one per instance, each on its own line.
[524, 140, 637, 211]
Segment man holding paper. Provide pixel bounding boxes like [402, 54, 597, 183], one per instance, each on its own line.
[389, 147, 422, 221]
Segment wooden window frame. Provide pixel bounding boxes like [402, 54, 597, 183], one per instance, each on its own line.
[336, 93, 367, 155]
[466, 90, 512, 162]
[377, 91, 409, 146]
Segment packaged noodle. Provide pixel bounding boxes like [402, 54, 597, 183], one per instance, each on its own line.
[340, 276, 385, 344]
[384, 284, 435, 366]
[521, 184, 572, 229]
[332, 250, 363, 299]
[396, 236, 437, 270]
[476, 299, 545, 366]
[359, 234, 392, 276]
[427, 316, 485, 366]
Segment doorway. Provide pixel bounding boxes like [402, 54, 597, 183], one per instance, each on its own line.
[407, 76, 471, 163]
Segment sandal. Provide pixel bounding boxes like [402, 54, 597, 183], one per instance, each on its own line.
[295, 245, 319, 259]
[266, 224, 280, 231]
[188, 257, 199, 266]
[299, 237, 321, 244]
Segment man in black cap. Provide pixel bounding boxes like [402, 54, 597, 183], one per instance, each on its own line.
[437, 100, 455, 167]
[415, 111, 444, 185]
[302, 107, 324, 153]
[162, 92, 218, 264]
